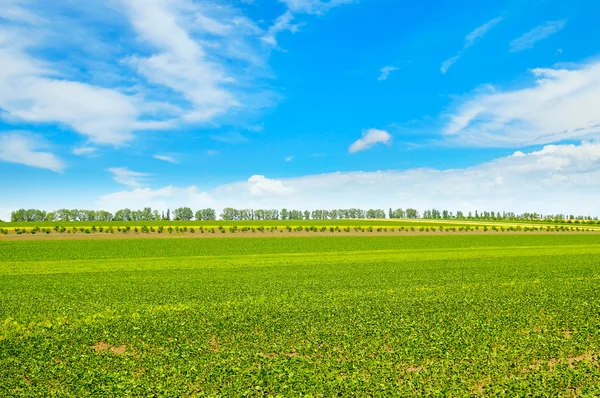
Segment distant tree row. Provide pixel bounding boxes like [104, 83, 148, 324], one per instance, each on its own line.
[419, 209, 599, 221]
[9, 208, 217, 222]
[8, 207, 600, 223]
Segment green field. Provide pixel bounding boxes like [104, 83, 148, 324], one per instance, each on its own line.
[2, 235, 600, 396]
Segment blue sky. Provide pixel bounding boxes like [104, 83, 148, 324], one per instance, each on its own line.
[1, 0, 600, 219]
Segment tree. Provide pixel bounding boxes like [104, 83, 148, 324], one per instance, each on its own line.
[173, 207, 194, 221]
[166, 209, 171, 221]
[220, 208, 239, 221]
[196, 208, 216, 221]
[406, 208, 419, 219]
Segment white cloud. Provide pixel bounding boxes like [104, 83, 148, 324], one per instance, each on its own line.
[210, 132, 248, 144]
[107, 167, 149, 188]
[510, 20, 566, 52]
[262, 11, 301, 47]
[98, 186, 214, 212]
[153, 154, 178, 163]
[264, 0, 353, 46]
[120, 0, 272, 124]
[96, 142, 600, 216]
[285, 156, 294, 162]
[444, 60, 600, 147]
[441, 16, 503, 73]
[280, 0, 355, 15]
[0, 30, 165, 146]
[0, 1, 274, 146]
[72, 146, 97, 156]
[0, 0, 41, 24]
[349, 129, 392, 153]
[0, 133, 65, 172]
[245, 175, 295, 196]
[378, 66, 399, 81]
[206, 150, 220, 156]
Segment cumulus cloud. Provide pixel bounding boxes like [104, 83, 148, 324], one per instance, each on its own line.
[153, 154, 178, 163]
[107, 167, 149, 188]
[95, 142, 600, 216]
[444, 60, 600, 147]
[378, 66, 399, 81]
[0, 133, 65, 172]
[349, 129, 392, 153]
[510, 20, 566, 52]
[441, 16, 503, 73]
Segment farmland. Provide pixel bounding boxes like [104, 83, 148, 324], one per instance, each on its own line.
[2, 235, 600, 396]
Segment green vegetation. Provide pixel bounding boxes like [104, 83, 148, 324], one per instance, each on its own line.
[2, 235, 600, 396]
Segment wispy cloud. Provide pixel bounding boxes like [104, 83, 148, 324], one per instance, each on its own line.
[0, 133, 65, 172]
[510, 20, 566, 52]
[206, 150, 220, 156]
[210, 132, 248, 144]
[443, 60, 600, 147]
[153, 154, 178, 164]
[72, 146, 97, 156]
[349, 129, 391, 153]
[441, 16, 503, 74]
[285, 156, 294, 162]
[378, 66, 399, 81]
[108, 167, 149, 188]
[262, 11, 301, 46]
[264, 0, 354, 46]
[0, 1, 276, 146]
[280, 0, 355, 15]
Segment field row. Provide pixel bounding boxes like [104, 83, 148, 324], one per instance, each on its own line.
[3, 218, 600, 229]
[1, 223, 598, 238]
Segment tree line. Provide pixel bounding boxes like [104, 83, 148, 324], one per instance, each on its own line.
[7, 207, 599, 223]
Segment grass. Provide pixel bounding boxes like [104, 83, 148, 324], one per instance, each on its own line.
[1, 235, 600, 396]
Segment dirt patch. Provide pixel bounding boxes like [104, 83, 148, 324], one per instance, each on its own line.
[405, 366, 424, 372]
[91, 341, 127, 355]
[525, 352, 599, 373]
[209, 336, 220, 352]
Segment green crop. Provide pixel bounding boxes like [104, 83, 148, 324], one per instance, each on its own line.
[1, 235, 600, 396]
